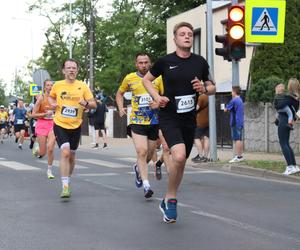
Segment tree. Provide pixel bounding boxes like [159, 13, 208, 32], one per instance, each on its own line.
[247, 76, 284, 103]
[0, 80, 7, 105]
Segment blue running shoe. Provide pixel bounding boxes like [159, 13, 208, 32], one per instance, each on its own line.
[144, 187, 153, 198]
[159, 198, 177, 223]
[133, 164, 142, 188]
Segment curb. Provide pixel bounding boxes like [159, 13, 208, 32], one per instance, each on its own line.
[189, 162, 300, 184]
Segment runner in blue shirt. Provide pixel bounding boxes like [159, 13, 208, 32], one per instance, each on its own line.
[13, 99, 28, 149]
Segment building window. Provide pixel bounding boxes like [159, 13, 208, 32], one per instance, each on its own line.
[193, 29, 201, 55]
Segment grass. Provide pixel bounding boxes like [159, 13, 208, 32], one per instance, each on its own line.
[243, 160, 286, 173]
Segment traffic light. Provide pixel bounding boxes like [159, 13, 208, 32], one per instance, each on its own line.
[215, 33, 231, 61]
[215, 20, 231, 61]
[228, 5, 246, 60]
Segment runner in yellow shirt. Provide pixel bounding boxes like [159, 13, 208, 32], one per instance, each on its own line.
[116, 53, 163, 199]
[0, 105, 8, 143]
[49, 59, 96, 198]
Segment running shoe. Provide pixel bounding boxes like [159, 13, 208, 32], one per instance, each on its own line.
[144, 186, 154, 199]
[60, 185, 71, 198]
[229, 156, 244, 163]
[155, 162, 162, 180]
[47, 170, 55, 179]
[18, 144, 22, 150]
[159, 198, 177, 223]
[103, 143, 108, 149]
[32, 146, 39, 158]
[133, 164, 142, 188]
[191, 154, 201, 162]
[92, 143, 99, 149]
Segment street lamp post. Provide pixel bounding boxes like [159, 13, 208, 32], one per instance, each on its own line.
[69, 0, 73, 58]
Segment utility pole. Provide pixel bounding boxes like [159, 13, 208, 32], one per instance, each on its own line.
[231, 0, 239, 87]
[89, 0, 95, 91]
[69, 0, 73, 58]
[207, 0, 218, 161]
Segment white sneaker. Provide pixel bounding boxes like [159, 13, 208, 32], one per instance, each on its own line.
[283, 166, 294, 175]
[229, 156, 244, 163]
[47, 170, 55, 179]
[289, 165, 300, 175]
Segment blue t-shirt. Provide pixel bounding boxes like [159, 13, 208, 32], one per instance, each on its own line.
[13, 108, 27, 125]
[226, 96, 244, 128]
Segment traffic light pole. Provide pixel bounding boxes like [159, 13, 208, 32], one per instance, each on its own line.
[232, 60, 240, 86]
[206, 0, 218, 162]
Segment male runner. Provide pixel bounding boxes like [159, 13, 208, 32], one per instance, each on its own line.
[143, 22, 215, 223]
[49, 59, 96, 198]
[13, 99, 27, 149]
[116, 53, 163, 198]
[0, 105, 8, 143]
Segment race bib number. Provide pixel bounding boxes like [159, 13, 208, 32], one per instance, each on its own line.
[17, 119, 24, 125]
[61, 106, 78, 118]
[137, 94, 153, 108]
[175, 94, 196, 113]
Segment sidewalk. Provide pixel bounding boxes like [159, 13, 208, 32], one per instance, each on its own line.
[79, 136, 300, 184]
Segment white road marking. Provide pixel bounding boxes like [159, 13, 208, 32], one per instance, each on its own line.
[0, 157, 6, 160]
[120, 157, 136, 163]
[77, 173, 118, 177]
[83, 178, 124, 191]
[37, 160, 88, 169]
[0, 161, 40, 171]
[191, 210, 300, 244]
[78, 159, 131, 169]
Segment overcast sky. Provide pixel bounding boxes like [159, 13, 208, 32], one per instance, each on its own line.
[0, 0, 111, 94]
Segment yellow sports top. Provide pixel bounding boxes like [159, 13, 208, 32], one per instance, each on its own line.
[118, 72, 163, 125]
[50, 80, 94, 129]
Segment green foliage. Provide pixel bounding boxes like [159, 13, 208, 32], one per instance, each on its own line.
[247, 76, 284, 103]
[249, 0, 300, 101]
[0, 80, 7, 105]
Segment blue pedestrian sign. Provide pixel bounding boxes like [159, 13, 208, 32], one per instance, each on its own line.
[245, 0, 286, 43]
[251, 8, 278, 35]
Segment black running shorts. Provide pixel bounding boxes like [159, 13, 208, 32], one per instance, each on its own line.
[159, 115, 196, 158]
[130, 124, 159, 141]
[53, 124, 81, 150]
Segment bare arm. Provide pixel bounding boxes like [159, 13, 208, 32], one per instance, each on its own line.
[79, 98, 96, 109]
[115, 90, 127, 117]
[142, 72, 169, 108]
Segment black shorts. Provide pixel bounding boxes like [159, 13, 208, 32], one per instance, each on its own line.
[14, 124, 26, 133]
[94, 122, 105, 130]
[194, 127, 209, 139]
[0, 123, 7, 130]
[159, 114, 196, 158]
[53, 124, 81, 151]
[130, 124, 159, 141]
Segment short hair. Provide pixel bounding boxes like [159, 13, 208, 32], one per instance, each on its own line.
[232, 86, 241, 95]
[173, 22, 194, 36]
[62, 58, 79, 69]
[135, 52, 150, 60]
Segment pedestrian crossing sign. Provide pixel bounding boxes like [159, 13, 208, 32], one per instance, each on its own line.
[245, 0, 286, 43]
[30, 83, 42, 96]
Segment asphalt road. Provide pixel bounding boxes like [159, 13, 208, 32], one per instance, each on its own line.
[0, 138, 300, 250]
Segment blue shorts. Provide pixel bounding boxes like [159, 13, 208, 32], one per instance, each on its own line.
[231, 126, 243, 141]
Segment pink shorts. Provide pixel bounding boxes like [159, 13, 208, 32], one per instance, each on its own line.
[35, 119, 54, 136]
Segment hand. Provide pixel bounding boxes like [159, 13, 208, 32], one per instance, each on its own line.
[149, 100, 160, 109]
[79, 99, 88, 107]
[118, 107, 127, 117]
[50, 102, 58, 109]
[35, 94, 43, 103]
[191, 77, 205, 93]
[155, 95, 169, 108]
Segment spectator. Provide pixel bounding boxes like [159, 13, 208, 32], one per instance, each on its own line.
[224, 86, 244, 163]
[191, 94, 209, 163]
[93, 97, 108, 149]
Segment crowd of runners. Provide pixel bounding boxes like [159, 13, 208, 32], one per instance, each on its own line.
[0, 22, 217, 224]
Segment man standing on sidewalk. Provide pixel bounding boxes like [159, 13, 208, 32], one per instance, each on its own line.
[224, 86, 244, 163]
[116, 52, 163, 199]
[143, 22, 215, 223]
[49, 59, 96, 198]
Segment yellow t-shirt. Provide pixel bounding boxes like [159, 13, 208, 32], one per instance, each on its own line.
[118, 72, 163, 125]
[50, 80, 94, 129]
[0, 111, 8, 124]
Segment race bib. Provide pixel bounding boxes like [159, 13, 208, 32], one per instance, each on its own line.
[17, 119, 24, 125]
[175, 94, 196, 113]
[137, 94, 153, 108]
[61, 106, 78, 118]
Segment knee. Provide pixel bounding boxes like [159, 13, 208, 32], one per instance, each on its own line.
[172, 153, 186, 165]
[136, 149, 147, 158]
[61, 148, 71, 159]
